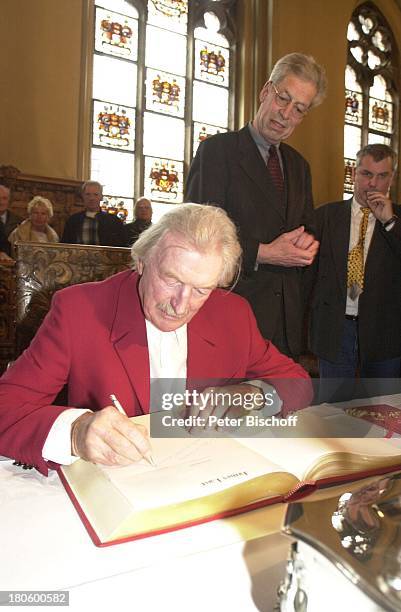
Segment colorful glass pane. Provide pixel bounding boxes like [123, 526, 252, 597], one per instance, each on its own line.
[144, 157, 183, 203]
[367, 50, 381, 69]
[369, 98, 392, 133]
[143, 112, 185, 160]
[345, 66, 362, 92]
[95, 7, 138, 61]
[195, 40, 229, 86]
[95, 0, 138, 18]
[370, 74, 391, 100]
[194, 12, 228, 47]
[147, 0, 188, 35]
[344, 124, 362, 159]
[367, 132, 391, 145]
[343, 158, 356, 193]
[372, 29, 389, 53]
[145, 25, 187, 75]
[193, 122, 226, 156]
[345, 90, 363, 125]
[152, 202, 177, 223]
[359, 15, 374, 34]
[101, 195, 133, 222]
[93, 55, 137, 106]
[347, 22, 359, 41]
[91, 148, 135, 197]
[146, 69, 185, 117]
[192, 81, 229, 127]
[93, 101, 135, 151]
[350, 46, 363, 63]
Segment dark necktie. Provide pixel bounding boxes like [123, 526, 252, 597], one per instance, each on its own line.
[267, 145, 284, 194]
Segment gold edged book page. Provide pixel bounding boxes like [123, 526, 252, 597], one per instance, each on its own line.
[58, 413, 401, 546]
[59, 432, 295, 546]
[239, 436, 401, 482]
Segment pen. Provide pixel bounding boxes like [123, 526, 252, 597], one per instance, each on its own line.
[109, 394, 155, 466]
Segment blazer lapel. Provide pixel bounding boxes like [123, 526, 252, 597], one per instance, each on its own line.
[282, 145, 301, 228]
[238, 126, 286, 222]
[110, 272, 150, 415]
[364, 218, 381, 280]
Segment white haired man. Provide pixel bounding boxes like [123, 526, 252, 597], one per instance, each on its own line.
[186, 53, 327, 359]
[0, 204, 312, 475]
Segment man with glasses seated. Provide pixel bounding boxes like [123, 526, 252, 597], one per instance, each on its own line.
[186, 53, 327, 360]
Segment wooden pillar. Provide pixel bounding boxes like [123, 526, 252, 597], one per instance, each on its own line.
[234, 0, 273, 128]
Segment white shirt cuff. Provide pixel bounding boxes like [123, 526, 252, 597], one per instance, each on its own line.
[42, 409, 92, 465]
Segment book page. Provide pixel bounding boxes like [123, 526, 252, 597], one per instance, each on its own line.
[237, 410, 401, 481]
[100, 434, 290, 510]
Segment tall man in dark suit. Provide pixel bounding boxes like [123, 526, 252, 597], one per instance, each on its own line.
[308, 144, 401, 393]
[61, 181, 126, 247]
[185, 53, 327, 359]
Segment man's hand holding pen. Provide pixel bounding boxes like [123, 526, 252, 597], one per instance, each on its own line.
[184, 383, 263, 435]
[70, 405, 153, 466]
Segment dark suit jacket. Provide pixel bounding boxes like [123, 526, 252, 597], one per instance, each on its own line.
[0, 220, 9, 254]
[0, 270, 311, 475]
[61, 210, 127, 246]
[1, 209, 22, 237]
[125, 219, 152, 246]
[185, 125, 315, 356]
[307, 199, 401, 363]
[1, 210, 22, 254]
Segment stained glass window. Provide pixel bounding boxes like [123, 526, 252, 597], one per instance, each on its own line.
[146, 69, 186, 117]
[95, 6, 138, 60]
[193, 122, 226, 156]
[90, 0, 235, 220]
[93, 101, 135, 151]
[343, 3, 398, 199]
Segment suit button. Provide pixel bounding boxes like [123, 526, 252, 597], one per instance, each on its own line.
[275, 292, 281, 297]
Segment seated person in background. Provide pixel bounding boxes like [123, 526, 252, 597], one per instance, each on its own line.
[0, 204, 312, 475]
[0, 184, 23, 241]
[0, 220, 13, 261]
[125, 197, 153, 245]
[61, 180, 126, 247]
[8, 196, 59, 254]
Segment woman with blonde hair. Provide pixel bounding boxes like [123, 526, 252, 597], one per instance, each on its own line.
[8, 196, 59, 253]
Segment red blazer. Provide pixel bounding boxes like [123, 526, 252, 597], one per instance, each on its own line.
[0, 270, 312, 475]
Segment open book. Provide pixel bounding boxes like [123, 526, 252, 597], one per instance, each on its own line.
[58, 413, 401, 546]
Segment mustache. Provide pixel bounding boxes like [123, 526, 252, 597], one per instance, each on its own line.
[157, 302, 189, 318]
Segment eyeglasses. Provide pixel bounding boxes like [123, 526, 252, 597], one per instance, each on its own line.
[270, 82, 309, 120]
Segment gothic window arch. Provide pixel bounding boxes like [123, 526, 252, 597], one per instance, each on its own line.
[343, 2, 398, 198]
[90, 0, 236, 222]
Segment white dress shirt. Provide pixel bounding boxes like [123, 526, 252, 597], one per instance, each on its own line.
[42, 322, 188, 464]
[42, 319, 281, 465]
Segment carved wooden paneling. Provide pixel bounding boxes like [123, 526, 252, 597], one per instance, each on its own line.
[14, 242, 132, 358]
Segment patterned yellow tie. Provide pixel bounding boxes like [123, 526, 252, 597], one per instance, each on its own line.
[347, 207, 371, 299]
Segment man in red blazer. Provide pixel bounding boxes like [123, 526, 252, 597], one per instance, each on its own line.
[0, 204, 312, 476]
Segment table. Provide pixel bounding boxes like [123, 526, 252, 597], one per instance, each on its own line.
[2, 395, 401, 612]
[0, 459, 292, 612]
